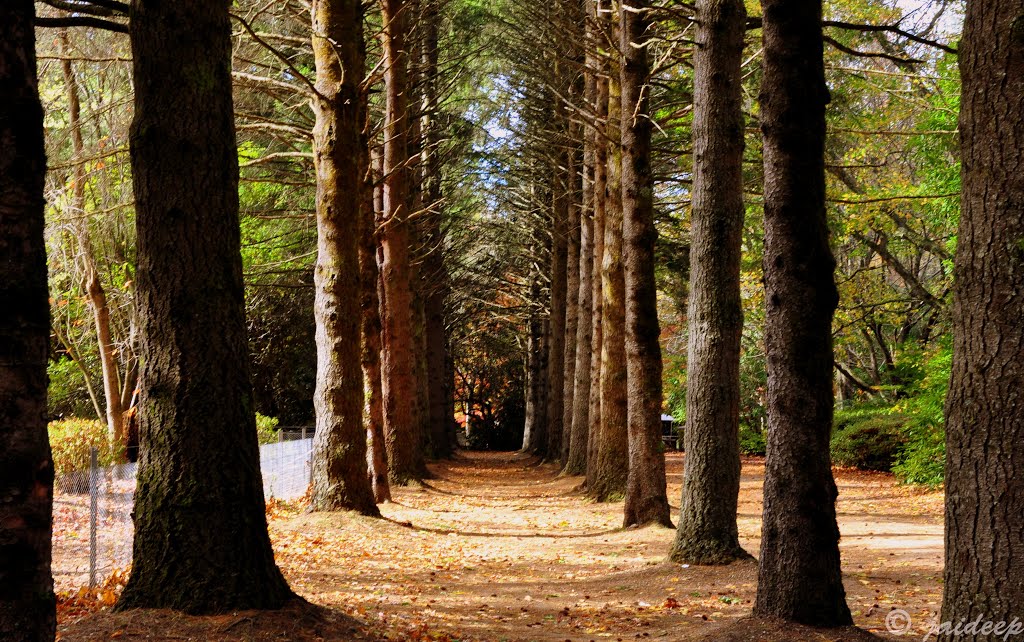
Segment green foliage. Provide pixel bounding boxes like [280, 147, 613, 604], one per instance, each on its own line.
[662, 353, 686, 425]
[891, 424, 945, 487]
[256, 413, 280, 445]
[49, 419, 123, 476]
[829, 340, 950, 485]
[47, 357, 99, 419]
[891, 340, 951, 487]
[738, 423, 766, 456]
[831, 410, 907, 471]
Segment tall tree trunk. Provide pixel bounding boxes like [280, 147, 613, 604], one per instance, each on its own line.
[620, 0, 671, 528]
[364, 145, 392, 503]
[523, 266, 549, 454]
[0, 3, 55, 638]
[591, 42, 629, 502]
[59, 30, 126, 446]
[379, 0, 426, 484]
[546, 152, 569, 461]
[941, 1, 1024, 638]
[309, 0, 379, 515]
[560, 141, 582, 467]
[585, 55, 609, 489]
[752, 0, 851, 626]
[566, 55, 596, 475]
[117, 0, 293, 612]
[670, 0, 751, 562]
[419, 0, 453, 459]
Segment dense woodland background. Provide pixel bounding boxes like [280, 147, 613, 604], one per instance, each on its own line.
[40, 0, 958, 482]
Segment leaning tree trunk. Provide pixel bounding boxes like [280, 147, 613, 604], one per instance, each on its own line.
[591, 53, 629, 502]
[620, 0, 672, 529]
[940, 2, 1024, 638]
[670, 0, 751, 563]
[752, 0, 852, 626]
[379, 0, 426, 484]
[309, 0, 380, 516]
[0, 3, 56, 638]
[117, 0, 293, 612]
[60, 31, 126, 447]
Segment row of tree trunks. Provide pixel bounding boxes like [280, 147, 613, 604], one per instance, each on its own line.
[0, 2, 56, 638]
[530, 0, 670, 529]
[308, 0, 379, 515]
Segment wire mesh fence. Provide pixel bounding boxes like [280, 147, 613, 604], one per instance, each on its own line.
[52, 430, 314, 593]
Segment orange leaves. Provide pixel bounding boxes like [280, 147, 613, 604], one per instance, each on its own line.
[57, 567, 129, 624]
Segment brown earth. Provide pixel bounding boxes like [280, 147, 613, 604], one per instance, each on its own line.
[58, 450, 944, 641]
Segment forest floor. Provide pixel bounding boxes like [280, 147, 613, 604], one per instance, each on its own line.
[58, 450, 945, 642]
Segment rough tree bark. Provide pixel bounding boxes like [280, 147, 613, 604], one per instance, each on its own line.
[60, 30, 126, 446]
[752, 0, 852, 626]
[546, 148, 569, 461]
[379, 0, 426, 484]
[420, 0, 453, 459]
[116, 0, 293, 612]
[565, 50, 596, 475]
[560, 143, 581, 467]
[585, 48, 609, 489]
[364, 146, 392, 503]
[309, 0, 379, 515]
[591, 47, 629, 502]
[523, 267, 550, 453]
[940, 2, 1024, 638]
[620, 0, 672, 528]
[670, 0, 751, 562]
[0, 3, 56, 638]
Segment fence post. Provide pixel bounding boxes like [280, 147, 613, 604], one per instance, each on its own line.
[303, 426, 311, 486]
[88, 447, 98, 588]
[278, 427, 284, 443]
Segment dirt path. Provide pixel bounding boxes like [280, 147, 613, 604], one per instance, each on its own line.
[279, 451, 943, 641]
[59, 450, 945, 641]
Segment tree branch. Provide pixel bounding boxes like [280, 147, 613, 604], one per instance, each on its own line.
[35, 15, 128, 33]
[823, 35, 923, 65]
[38, 0, 128, 17]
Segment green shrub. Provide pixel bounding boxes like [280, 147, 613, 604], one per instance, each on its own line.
[831, 413, 907, 471]
[256, 413, 280, 445]
[890, 339, 951, 487]
[47, 357, 99, 419]
[48, 419, 123, 476]
[891, 424, 944, 487]
[739, 423, 766, 455]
